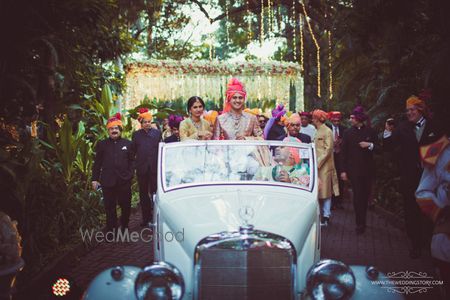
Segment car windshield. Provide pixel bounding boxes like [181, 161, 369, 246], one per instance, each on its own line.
[161, 140, 315, 192]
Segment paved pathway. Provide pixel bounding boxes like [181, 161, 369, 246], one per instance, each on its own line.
[24, 199, 442, 299]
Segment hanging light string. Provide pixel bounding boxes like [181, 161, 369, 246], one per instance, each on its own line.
[247, 0, 252, 41]
[300, 0, 321, 97]
[209, 0, 213, 60]
[260, 0, 264, 45]
[209, 32, 213, 60]
[325, 8, 333, 100]
[299, 13, 304, 72]
[328, 29, 333, 100]
[268, 0, 273, 36]
[292, 0, 297, 62]
[226, 0, 230, 44]
[267, 0, 271, 37]
[277, 3, 282, 32]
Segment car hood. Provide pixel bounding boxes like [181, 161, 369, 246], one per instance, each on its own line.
[158, 185, 318, 257]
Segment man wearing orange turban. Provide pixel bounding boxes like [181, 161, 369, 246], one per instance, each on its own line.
[311, 109, 339, 226]
[326, 111, 346, 210]
[92, 113, 134, 232]
[137, 108, 152, 123]
[131, 108, 162, 227]
[383, 91, 441, 258]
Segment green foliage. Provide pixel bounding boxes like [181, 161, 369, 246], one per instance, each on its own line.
[0, 139, 103, 279]
[1, 0, 149, 129]
[374, 154, 403, 216]
[74, 135, 94, 182]
[145, 0, 195, 60]
[331, 0, 450, 130]
[44, 118, 82, 184]
[128, 96, 176, 121]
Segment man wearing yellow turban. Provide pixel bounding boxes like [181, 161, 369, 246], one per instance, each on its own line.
[383, 92, 441, 258]
[92, 113, 134, 232]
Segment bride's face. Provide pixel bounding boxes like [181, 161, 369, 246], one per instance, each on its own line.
[190, 100, 204, 118]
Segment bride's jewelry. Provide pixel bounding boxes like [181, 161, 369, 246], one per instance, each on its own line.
[192, 118, 202, 131]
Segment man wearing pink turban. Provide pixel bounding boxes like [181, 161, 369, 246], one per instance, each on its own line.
[213, 78, 262, 140]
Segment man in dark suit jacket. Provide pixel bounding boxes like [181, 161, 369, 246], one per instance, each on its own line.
[327, 111, 347, 209]
[92, 113, 134, 232]
[131, 109, 162, 226]
[285, 114, 312, 143]
[341, 106, 378, 234]
[383, 95, 441, 258]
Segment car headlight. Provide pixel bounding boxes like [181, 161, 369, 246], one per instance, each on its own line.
[306, 259, 355, 300]
[135, 261, 185, 300]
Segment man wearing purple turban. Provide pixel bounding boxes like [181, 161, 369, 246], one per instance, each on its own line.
[340, 106, 378, 234]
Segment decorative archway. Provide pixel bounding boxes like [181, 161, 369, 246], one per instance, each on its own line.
[124, 59, 304, 112]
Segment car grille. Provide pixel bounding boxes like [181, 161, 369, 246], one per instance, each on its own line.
[196, 244, 295, 299]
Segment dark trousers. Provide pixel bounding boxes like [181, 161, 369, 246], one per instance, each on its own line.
[349, 174, 371, 228]
[102, 182, 131, 230]
[434, 258, 450, 298]
[137, 171, 156, 223]
[402, 189, 423, 249]
[401, 189, 433, 249]
[332, 152, 344, 206]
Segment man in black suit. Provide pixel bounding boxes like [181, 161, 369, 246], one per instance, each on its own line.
[131, 108, 161, 226]
[341, 106, 378, 234]
[92, 113, 134, 232]
[383, 95, 441, 258]
[285, 114, 312, 143]
[327, 111, 346, 209]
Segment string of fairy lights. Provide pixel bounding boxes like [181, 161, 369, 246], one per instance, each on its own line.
[292, 0, 297, 62]
[225, 0, 230, 43]
[300, 0, 321, 97]
[247, 0, 252, 41]
[299, 13, 304, 72]
[260, 0, 264, 45]
[211, 0, 332, 99]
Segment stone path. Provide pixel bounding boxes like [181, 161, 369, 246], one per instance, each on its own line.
[20, 199, 443, 299]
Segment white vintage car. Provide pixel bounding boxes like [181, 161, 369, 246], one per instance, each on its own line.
[84, 140, 403, 300]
